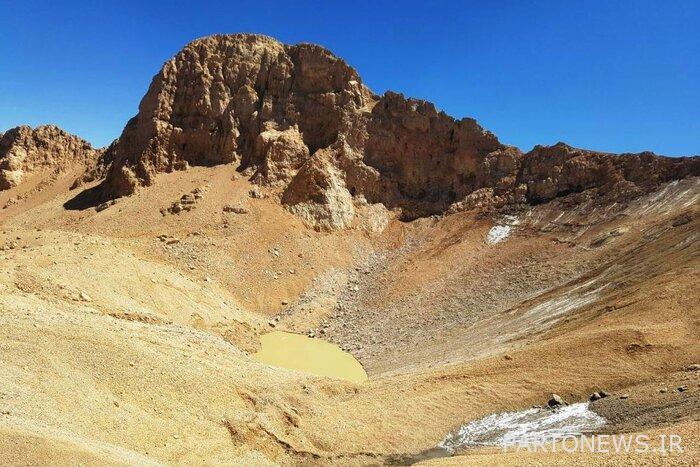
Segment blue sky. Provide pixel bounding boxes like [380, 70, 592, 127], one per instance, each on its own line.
[1, 0, 698, 155]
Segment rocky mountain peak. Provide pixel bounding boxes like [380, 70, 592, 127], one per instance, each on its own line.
[103, 34, 373, 200]
[100, 33, 699, 229]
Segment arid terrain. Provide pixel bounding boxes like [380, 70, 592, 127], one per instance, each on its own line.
[1, 34, 698, 466]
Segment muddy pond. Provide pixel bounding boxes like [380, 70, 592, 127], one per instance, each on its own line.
[253, 331, 368, 384]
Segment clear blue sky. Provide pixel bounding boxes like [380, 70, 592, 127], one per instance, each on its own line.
[1, 1, 698, 155]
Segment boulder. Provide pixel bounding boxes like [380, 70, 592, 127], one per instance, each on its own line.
[252, 126, 310, 186]
[282, 147, 355, 231]
[547, 394, 567, 408]
[223, 204, 249, 214]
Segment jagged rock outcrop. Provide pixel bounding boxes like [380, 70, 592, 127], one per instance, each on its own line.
[251, 125, 310, 186]
[361, 92, 519, 218]
[102, 34, 372, 201]
[282, 145, 355, 230]
[100, 34, 519, 226]
[100, 33, 699, 228]
[0, 125, 102, 190]
[521, 143, 700, 204]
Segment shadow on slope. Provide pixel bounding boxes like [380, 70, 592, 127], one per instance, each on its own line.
[63, 184, 103, 210]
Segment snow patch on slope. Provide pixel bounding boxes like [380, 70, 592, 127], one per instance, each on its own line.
[439, 403, 606, 452]
[486, 216, 520, 244]
[486, 225, 512, 244]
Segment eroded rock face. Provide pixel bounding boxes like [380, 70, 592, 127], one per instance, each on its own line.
[362, 92, 512, 218]
[282, 145, 355, 230]
[251, 125, 309, 186]
[101, 34, 516, 223]
[0, 125, 102, 190]
[100, 33, 699, 228]
[521, 143, 700, 204]
[102, 34, 372, 199]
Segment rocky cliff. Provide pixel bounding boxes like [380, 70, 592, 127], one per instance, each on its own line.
[521, 143, 700, 204]
[0, 125, 103, 190]
[100, 33, 699, 228]
[102, 35, 373, 200]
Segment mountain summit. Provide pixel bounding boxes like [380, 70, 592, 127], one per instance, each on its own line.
[100, 34, 698, 229]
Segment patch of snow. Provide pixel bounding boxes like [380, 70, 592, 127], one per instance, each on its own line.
[486, 225, 512, 244]
[439, 403, 606, 452]
[486, 216, 520, 244]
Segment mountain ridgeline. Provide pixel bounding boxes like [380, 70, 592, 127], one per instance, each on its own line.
[3, 34, 699, 229]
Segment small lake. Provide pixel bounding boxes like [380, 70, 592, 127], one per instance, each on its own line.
[252, 331, 368, 384]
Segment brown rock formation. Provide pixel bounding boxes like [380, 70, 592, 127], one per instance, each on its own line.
[0, 125, 102, 190]
[102, 34, 372, 200]
[251, 125, 309, 186]
[521, 143, 700, 204]
[362, 92, 521, 218]
[100, 33, 699, 227]
[281, 144, 355, 230]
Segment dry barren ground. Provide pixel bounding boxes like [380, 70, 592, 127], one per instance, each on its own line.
[0, 165, 698, 465]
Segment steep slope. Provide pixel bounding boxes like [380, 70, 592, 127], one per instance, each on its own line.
[1, 193, 698, 465]
[1, 163, 698, 466]
[285, 177, 700, 374]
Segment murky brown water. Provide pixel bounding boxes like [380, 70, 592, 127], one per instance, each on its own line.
[253, 331, 368, 384]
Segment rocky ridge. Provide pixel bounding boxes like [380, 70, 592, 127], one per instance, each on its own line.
[0, 125, 105, 190]
[14, 35, 700, 230]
